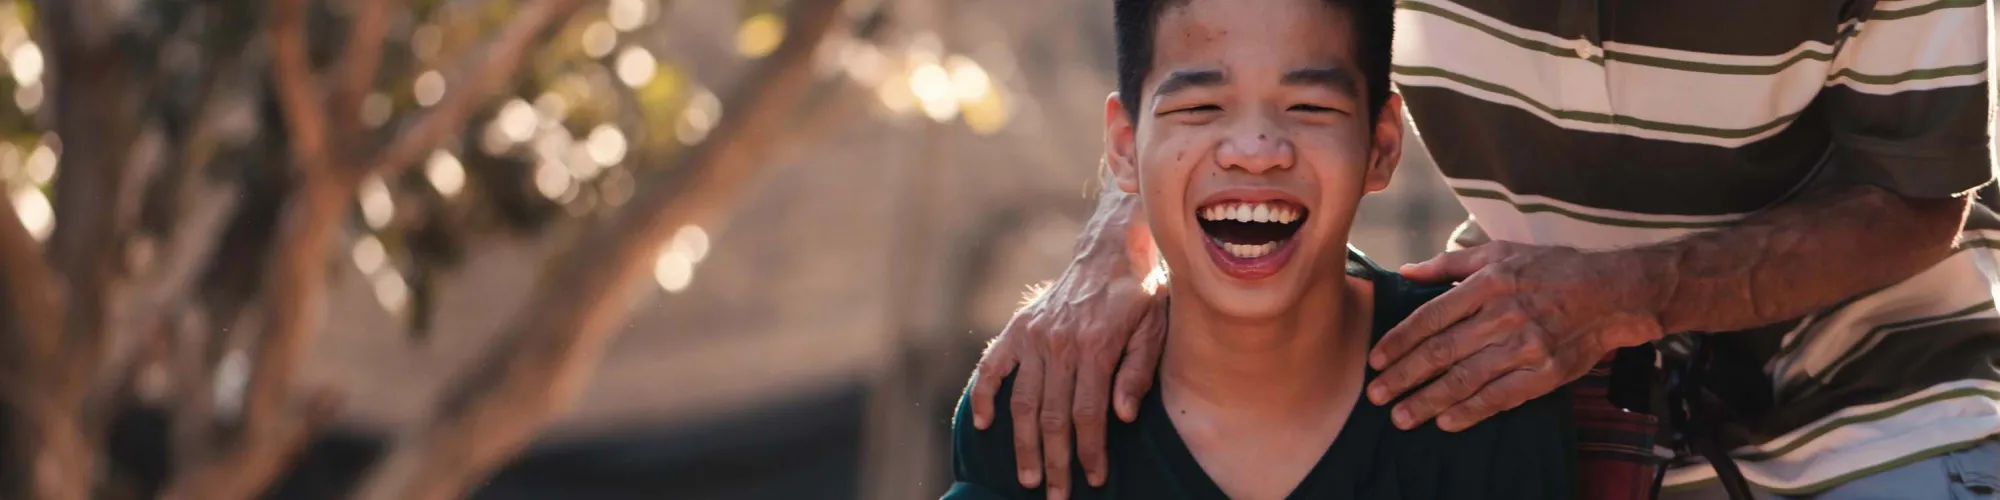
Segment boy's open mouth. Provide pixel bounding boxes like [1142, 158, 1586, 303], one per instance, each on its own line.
[1195, 200, 1309, 279]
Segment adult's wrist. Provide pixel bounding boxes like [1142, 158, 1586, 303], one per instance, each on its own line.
[1071, 189, 1147, 283]
[1580, 244, 1683, 340]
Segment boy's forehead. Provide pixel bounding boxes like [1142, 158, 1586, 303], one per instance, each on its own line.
[1149, 0, 1357, 79]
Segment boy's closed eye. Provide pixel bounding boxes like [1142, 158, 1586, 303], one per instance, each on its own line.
[1162, 104, 1223, 115]
[1288, 103, 1342, 114]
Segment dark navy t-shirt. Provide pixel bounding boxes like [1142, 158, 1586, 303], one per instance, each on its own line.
[943, 251, 1576, 500]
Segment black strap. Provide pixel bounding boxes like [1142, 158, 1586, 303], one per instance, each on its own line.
[1658, 335, 1756, 500]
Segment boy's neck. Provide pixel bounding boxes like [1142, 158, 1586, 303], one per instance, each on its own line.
[1161, 271, 1373, 419]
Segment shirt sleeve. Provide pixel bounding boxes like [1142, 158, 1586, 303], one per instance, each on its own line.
[944, 375, 1034, 500]
[1817, 0, 1993, 198]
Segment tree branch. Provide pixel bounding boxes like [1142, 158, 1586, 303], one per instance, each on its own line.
[157, 1, 349, 498]
[328, 0, 390, 135]
[269, 0, 330, 176]
[358, 0, 594, 180]
[351, 1, 848, 498]
[0, 185, 62, 377]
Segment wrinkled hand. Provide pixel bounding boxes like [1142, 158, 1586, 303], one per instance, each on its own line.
[1365, 241, 1668, 432]
[969, 194, 1167, 499]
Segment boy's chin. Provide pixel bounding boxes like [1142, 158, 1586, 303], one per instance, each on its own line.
[1188, 275, 1313, 320]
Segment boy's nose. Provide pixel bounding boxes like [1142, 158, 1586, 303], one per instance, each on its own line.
[1215, 124, 1294, 174]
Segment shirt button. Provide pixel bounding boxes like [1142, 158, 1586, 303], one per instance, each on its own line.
[1573, 38, 1595, 60]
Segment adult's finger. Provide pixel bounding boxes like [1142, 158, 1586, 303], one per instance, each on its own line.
[971, 320, 1025, 429]
[1071, 341, 1118, 487]
[1370, 281, 1491, 371]
[1435, 369, 1547, 432]
[1389, 344, 1521, 430]
[1398, 242, 1512, 284]
[1009, 355, 1046, 488]
[1038, 345, 1079, 500]
[1367, 306, 1520, 405]
[1113, 298, 1168, 422]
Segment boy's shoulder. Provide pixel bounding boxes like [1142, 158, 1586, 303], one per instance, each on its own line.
[1347, 249, 1453, 335]
[947, 373, 1019, 498]
[946, 373, 1082, 500]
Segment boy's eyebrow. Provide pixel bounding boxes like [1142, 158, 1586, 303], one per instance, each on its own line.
[1153, 69, 1227, 98]
[1282, 67, 1360, 98]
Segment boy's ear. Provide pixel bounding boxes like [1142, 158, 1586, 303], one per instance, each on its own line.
[1104, 92, 1141, 194]
[1363, 92, 1405, 194]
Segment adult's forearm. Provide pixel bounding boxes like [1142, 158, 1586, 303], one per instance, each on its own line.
[1636, 183, 1971, 334]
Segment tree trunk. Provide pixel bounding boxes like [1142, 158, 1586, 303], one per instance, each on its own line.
[8, 0, 147, 496]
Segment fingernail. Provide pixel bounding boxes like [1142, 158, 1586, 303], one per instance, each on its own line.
[1367, 385, 1386, 404]
[1049, 486, 1066, 500]
[1437, 415, 1458, 431]
[974, 415, 990, 429]
[1116, 397, 1135, 418]
[1022, 468, 1039, 486]
[1392, 407, 1413, 429]
[1090, 472, 1106, 487]
[1369, 353, 1386, 368]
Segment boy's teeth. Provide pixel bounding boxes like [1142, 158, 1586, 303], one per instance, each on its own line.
[1199, 202, 1302, 223]
[1223, 240, 1277, 259]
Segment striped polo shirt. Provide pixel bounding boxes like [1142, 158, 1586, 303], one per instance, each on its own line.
[1389, 0, 1996, 494]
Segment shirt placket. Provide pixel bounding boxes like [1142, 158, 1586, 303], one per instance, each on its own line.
[1556, 0, 1613, 125]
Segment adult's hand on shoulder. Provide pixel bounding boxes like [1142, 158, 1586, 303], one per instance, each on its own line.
[1366, 241, 1669, 432]
[968, 192, 1168, 499]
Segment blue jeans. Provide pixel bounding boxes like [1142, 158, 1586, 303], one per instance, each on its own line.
[1662, 439, 2000, 500]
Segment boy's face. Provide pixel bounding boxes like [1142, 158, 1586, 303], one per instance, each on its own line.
[1106, 0, 1403, 320]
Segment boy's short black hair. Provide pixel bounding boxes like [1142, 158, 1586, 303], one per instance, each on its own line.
[1113, 0, 1395, 123]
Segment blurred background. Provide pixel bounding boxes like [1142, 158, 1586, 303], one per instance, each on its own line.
[0, 0, 1465, 499]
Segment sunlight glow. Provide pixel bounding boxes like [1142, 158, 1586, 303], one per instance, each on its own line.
[496, 98, 538, 143]
[876, 68, 916, 115]
[359, 176, 395, 229]
[8, 42, 41, 86]
[361, 92, 393, 128]
[581, 22, 618, 58]
[676, 88, 722, 145]
[909, 63, 959, 122]
[585, 124, 627, 166]
[533, 129, 572, 163]
[352, 236, 387, 275]
[609, 0, 648, 32]
[534, 159, 571, 200]
[9, 186, 52, 241]
[671, 225, 711, 263]
[946, 56, 991, 102]
[615, 47, 656, 88]
[481, 121, 514, 155]
[961, 89, 1010, 135]
[424, 150, 466, 198]
[534, 92, 569, 127]
[653, 249, 693, 292]
[13, 82, 39, 113]
[412, 25, 442, 62]
[24, 144, 54, 185]
[372, 272, 410, 313]
[563, 134, 602, 179]
[736, 13, 784, 58]
[214, 350, 248, 420]
[414, 71, 446, 107]
[839, 43, 889, 87]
